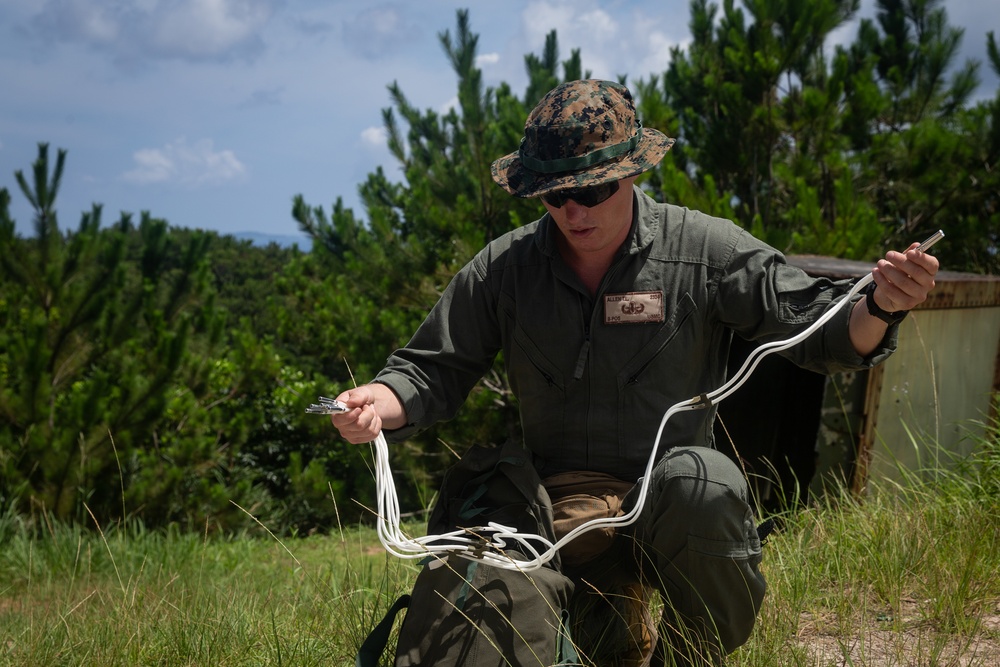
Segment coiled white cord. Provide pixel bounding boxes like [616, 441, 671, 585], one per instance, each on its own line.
[309, 230, 942, 571]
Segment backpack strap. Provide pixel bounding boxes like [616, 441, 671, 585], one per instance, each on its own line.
[354, 560, 481, 666]
[453, 559, 479, 610]
[355, 594, 411, 667]
[556, 609, 583, 665]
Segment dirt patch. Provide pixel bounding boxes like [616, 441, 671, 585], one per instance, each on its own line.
[0, 597, 22, 615]
[796, 600, 1000, 666]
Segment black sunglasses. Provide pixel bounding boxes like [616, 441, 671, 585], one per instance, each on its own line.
[541, 181, 620, 208]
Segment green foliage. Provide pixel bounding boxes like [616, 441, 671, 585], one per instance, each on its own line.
[2, 4, 998, 537]
[198, 231, 301, 331]
[0, 146, 362, 534]
[637, 0, 998, 266]
[0, 145, 214, 522]
[951, 398, 1000, 501]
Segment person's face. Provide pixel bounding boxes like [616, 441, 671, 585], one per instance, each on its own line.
[541, 176, 636, 260]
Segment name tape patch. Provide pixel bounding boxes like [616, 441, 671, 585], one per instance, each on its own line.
[604, 291, 665, 324]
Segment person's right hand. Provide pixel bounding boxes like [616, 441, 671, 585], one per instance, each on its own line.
[330, 386, 384, 444]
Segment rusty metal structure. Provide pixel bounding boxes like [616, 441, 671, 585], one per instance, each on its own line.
[717, 256, 1000, 505]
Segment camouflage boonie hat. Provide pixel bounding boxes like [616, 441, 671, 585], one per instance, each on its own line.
[491, 79, 675, 198]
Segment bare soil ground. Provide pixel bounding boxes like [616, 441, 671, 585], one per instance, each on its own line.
[795, 599, 1000, 666]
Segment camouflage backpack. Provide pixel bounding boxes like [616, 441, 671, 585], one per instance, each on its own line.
[355, 438, 582, 667]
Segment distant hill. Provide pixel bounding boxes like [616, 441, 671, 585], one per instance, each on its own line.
[232, 231, 312, 251]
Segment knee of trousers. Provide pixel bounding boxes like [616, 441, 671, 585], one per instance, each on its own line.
[633, 446, 766, 653]
[638, 445, 753, 540]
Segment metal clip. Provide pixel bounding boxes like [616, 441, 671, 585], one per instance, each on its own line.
[690, 393, 713, 409]
[305, 396, 348, 414]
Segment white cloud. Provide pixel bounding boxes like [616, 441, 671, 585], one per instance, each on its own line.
[361, 126, 387, 147]
[576, 8, 618, 43]
[28, 0, 277, 63]
[634, 30, 682, 77]
[520, 1, 623, 78]
[522, 1, 576, 46]
[520, 2, 617, 49]
[517, 0, 687, 83]
[150, 0, 273, 60]
[125, 148, 174, 184]
[341, 5, 420, 60]
[476, 52, 500, 67]
[122, 138, 246, 186]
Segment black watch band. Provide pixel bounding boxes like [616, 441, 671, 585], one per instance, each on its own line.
[864, 282, 908, 325]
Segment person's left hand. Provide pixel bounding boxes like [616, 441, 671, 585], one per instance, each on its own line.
[870, 242, 940, 312]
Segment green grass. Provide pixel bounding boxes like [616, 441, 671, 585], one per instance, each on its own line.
[735, 424, 1000, 667]
[2, 436, 998, 666]
[740, 484, 1000, 666]
[0, 514, 418, 666]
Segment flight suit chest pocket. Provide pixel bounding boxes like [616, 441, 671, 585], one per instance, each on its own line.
[616, 293, 697, 385]
[500, 294, 568, 443]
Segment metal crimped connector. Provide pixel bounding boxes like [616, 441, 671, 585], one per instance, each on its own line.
[305, 396, 348, 414]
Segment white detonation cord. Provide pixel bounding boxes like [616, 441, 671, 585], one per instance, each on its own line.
[307, 232, 942, 571]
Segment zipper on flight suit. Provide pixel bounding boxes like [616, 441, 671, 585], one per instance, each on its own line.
[573, 249, 629, 383]
[573, 323, 590, 380]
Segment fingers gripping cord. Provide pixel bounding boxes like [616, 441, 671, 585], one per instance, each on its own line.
[311, 231, 941, 571]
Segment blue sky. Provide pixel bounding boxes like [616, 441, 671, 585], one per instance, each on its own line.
[1, 0, 997, 244]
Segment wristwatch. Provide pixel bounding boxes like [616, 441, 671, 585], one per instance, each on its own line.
[864, 282, 908, 325]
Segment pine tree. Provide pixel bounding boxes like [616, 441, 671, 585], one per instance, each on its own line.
[0, 144, 216, 521]
[636, 0, 993, 263]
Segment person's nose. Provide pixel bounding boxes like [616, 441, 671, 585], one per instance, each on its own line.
[561, 199, 589, 223]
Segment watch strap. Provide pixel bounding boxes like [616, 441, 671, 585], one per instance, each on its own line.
[864, 282, 908, 325]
